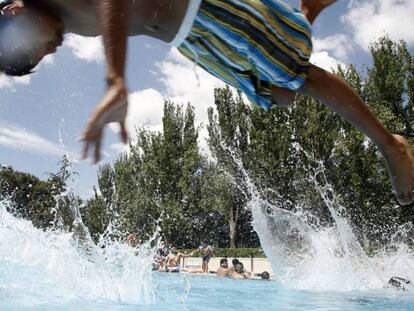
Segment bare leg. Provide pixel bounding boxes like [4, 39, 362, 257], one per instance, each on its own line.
[202, 260, 209, 273]
[298, 64, 414, 205]
[271, 0, 338, 107]
[272, 1, 356, 119]
[301, 0, 337, 24]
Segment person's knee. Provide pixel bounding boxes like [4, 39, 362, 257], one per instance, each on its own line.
[298, 65, 327, 95]
[271, 85, 296, 107]
[272, 97, 294, 107]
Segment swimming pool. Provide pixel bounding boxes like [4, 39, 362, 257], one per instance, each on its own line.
[1, 267, 414, 311]
[151, 273, 414, 311]
[1, 195, 414, 311]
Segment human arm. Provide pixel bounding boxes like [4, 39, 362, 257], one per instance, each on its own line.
[80, 0, 129, 163]
[179, 250, 196, 258]
[188, 249, 198, 257]
[208, 246, 214, 257]
[164, 254, 171, 266]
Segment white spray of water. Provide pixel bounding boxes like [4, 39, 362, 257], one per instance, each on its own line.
[0, 199, 156, 306]
[228, 147, 414, 291]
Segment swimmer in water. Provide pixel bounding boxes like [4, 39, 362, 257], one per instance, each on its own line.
[1, 0, 414, 206]
[230, 262, 251, 280]
[261, 271, 271, 280]
[388, 276, 412, 291]
[216, 258, 231, 277]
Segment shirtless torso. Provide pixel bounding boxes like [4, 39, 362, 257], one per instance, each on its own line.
[30, 0, 189, 41]
[165, 252, 184, 268]
[216, 267, 230, 277]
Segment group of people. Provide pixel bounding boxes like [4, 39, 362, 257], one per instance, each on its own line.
[151, 242, 271, 280]
[216, 258, 270, 280]
[154, 242, 214, 273]
[129, 236, 413, 285]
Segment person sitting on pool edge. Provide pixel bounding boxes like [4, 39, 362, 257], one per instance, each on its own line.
[163, 247, 195, 273]
[216, 258, 231, 277]
[1, 0, 414, 206]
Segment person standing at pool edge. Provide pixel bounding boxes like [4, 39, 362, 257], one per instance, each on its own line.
[1, 0, 414, 206]
[199, 243, 213, 273]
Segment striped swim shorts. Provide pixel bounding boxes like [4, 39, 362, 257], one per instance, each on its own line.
[173, 0, 313, 110]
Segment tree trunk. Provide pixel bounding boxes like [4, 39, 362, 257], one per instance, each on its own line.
[229, 206, 237, 248]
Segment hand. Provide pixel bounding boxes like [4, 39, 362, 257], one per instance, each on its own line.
[1, 2, 24, 16]
[80, 81, 128, 163]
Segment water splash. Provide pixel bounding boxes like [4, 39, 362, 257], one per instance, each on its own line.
[252, 164, 414, 290]
[0, 199, 157, 307]
[225, 145, 414, 291]
[0, 150, 158, 306]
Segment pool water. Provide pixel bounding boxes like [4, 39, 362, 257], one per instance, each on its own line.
[2, 178, 414, 311]
[1, 267, 414, 311]
[150, 273, 414, 311]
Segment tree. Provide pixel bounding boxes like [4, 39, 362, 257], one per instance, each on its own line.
[207, 87, 258, 248]
[48, 155, 83, 231]
[0, 168, 58, 229]
[81, 187, 110, 241]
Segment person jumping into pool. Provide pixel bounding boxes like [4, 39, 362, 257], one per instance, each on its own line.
[1, 0, 414, 206]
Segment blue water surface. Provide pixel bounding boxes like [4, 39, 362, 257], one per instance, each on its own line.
[2, 265, 414, 311]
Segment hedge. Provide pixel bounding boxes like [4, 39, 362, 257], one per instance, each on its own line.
[178, 248, 266, 258]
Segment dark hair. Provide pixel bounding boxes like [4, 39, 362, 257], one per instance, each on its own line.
[220, 258, 228, 265]
[0, 1, 38, 76]
[1, 54, 39, 76]
[232, 258, 240, 266]
[261, 271, 270, 280]
[235, 263, 244, 272]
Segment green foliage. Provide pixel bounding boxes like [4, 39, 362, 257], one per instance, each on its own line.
[207, 87, 259, 248]
[6, 37, 410, 253]
[243, 37, 414, 246]
[0, 160, 70, 229]
[82, 101, 242, 248]
[80, 37, 414, 250]
[81, 187, 110, 241]
[179, 248, 266, 258]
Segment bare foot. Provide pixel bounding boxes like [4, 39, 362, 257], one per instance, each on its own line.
[301, 0, 338, 24]
[381, 135, 414, 206]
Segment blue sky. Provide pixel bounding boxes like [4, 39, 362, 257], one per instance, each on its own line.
[0, 0, 413, 198]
